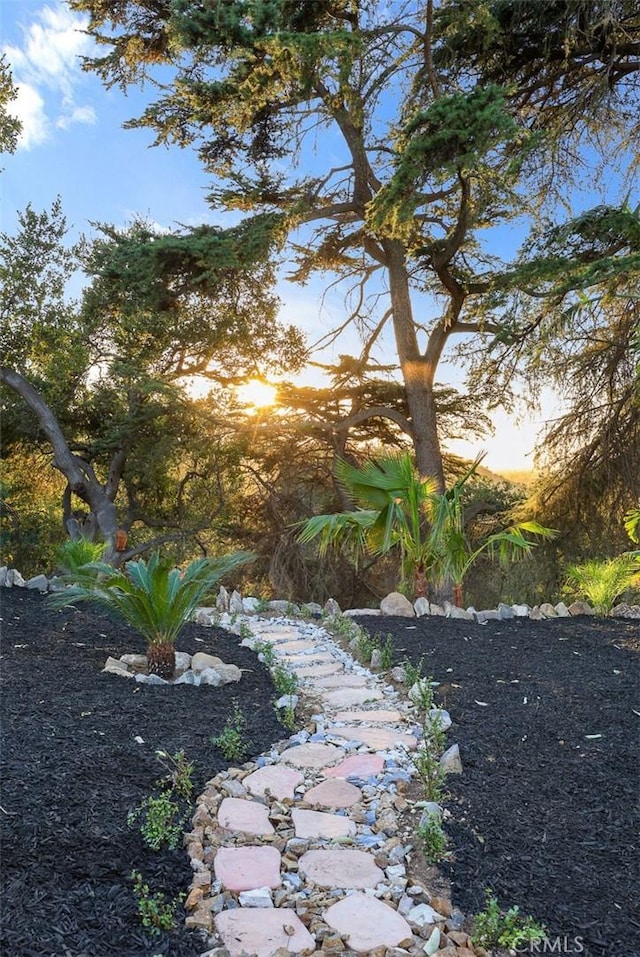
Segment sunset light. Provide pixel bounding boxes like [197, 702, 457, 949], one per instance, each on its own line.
[236, 379, 278, 410]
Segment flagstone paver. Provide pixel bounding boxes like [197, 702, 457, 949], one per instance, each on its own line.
[319, 686, 385, 708]
[324, 892, 414, 953]
[214, 846, 282, 891]
[291, 808, 356, 839]
[323, 753, 385, 779]
[314, 673, 368, 688]
[333, 708, 403, 722]
[282, 653, 336, 667]
[215, 909, 316, 957]
[302, 778, 363, 808]
[298, 849, 384, 889]
[293, 662, 344, 677]
[279, 742, 345, 768]
[243, 765, 304, 801]
[274, 639, 317, 653]
[327, 724, 418, 750]
[217, 797, 275, 836]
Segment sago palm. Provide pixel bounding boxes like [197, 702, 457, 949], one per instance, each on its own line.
[51, 551, 253, 678]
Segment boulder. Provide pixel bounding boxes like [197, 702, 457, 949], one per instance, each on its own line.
[26, 574, 49, 592]
[7, 569, 25, 587]
[512, 603, 530, 617]
[380, 591, 415, 617]
[428, 708, 452, 731]
[539, 602, 558, 618]
[324, 598, 342, 616]
[474, 609, 500, 623]
[174, 651, 192, 675]
[229, 589, 244, 614]
[195, 608, 216, 625]
[191, 652, 242, 684]
[497, 602, 515, 620]
[103, 656, 134, 677]
[429, 602, 445, 616]
[343, 607, 381, 617]
[0, 566, 7, 587]
[414, 597, 430, 617]
[612, 602, 640, 619]
[529, 605, 545, 620]
[554, 601, 571, 617]
[568, 600, 595, 616]
[445, 602, 474, 620]
[216, 585, 230, 613]
[242, 597, 261, 613]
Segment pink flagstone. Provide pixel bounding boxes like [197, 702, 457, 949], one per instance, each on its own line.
[320, 687, 384, 708]
[324, 753, 385, 779]
[274, 639, 317, 653]
[324, 892, 414, 952]
[243, 765, 303, 801]
[314, 673, 368, 688]
[213, 846, 282, 891]
[292, 808, 356, 839]
[298, 849, 384, 889]
[327, 725, 418, 750]
[215, 909, 315, 957]
[279, 742, 345, 769]
[302, 778, 362, 809]
[293, 662, 344, 677]
[333, 709, 403, 722]
[284, 654, 336, 667]
[217, 797, 275, 836]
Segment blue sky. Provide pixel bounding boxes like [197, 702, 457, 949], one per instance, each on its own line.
[2, 0, 586, 474]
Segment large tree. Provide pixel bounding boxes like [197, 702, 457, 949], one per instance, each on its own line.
[1, 202, 304, 562]
[71, 0, 639, 491]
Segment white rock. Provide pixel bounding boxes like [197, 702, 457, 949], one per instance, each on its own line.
[428, 707, 452, 731]
[407, 902, 447, 928]
[174, 670, 199, 685]
[229, 589, 244, 614]
[440, 743, 462, 774]
[0, 566, 7, 587]
[216, 585, 230, 613]
[195, 608, 216, 625]
[414, 597, 430, 617]
[539, 602, 558, 618]
[238, 887, 274, 908]
[343, 608, 381, 617]
[512, 603, 530, 617]
[174, 651, 192, 675]
[554, 601, 571, 617]
[120, 653, 148, 673]
[568, 600, 595, 616]
[103, 657, 134, 677]
[324, 598, 342, 616]
[191, 652, 241, 682]
[242, 597, 261, 613]
[26, 574, 49, 592]
[275, 694, 299, 710]
[198, 667, 224, 687]
[429, 602, 445, 616]
[424, 926, 441, 955]
[474, 609, 499, 623]
[445, 602, 474, 620]
[497, 602, 515, 620]
[7, 569, 25, 587]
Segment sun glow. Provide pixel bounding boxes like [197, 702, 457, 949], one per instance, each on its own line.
[236, 379, 278, 410]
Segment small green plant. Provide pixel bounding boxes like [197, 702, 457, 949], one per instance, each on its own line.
[253, 639, 277, 667]
[417, 815, 448, 863]
[256, 597, 271, 612]
[472, 890, 546, 950]
[131, 870, 184, 935]
[128, 791, 186, 851]
[377, 635, 395, 669]
[566, 555, 640, 615]
[211, 702, 250, 762]
[355, 630, 376, 663]
[272, 663, 298, 696]
[277, 702, 297, 731]
[239, 622, 253, 640]
[155, 749, 194, 800]
[402, 656, 425, 690]
[54, 538, 104, 575]
[412, 741, 447, 803]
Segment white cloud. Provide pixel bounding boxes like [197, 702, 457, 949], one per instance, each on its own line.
[11, 82, 49, 150]
[3, 2, 97, 149]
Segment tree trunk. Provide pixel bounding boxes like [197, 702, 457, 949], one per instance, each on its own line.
[452, 583, 464, 608]
[147, 642, 176, 680]
[414, 562, 428, 600]
[1, 366, 120, 559]
[385, 242, 446, 490]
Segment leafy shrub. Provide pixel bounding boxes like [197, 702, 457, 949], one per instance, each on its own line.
[472, 890, 546, 950]
[566, 555, 640, 615]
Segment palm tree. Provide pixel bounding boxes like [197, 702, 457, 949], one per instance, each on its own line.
[298, 451, 554, 603]
[297, 452, 439, 598]
[566, 555, 640, 616]
[51, 551, 253, 678]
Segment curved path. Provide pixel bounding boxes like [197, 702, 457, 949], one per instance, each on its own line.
[183, 616, 477, 957]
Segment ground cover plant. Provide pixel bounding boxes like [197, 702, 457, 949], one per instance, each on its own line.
[355, 613, 640, 957]
[0, 587, 285, 957]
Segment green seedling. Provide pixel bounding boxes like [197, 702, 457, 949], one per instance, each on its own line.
[127, 792, 186, 851]
[472, 890, 546, 950]
[417, 815, 448, 863]
[211, 703, 251, 762]
[131, 870, 184, 935]
[272, 663, 299, 697]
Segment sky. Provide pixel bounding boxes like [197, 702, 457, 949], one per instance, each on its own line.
[1, 0, 577, 474]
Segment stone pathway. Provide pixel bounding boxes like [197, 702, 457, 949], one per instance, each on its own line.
[184, 616, 477, 957]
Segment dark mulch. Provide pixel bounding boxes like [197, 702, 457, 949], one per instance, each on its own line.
[0, 587, 286, 957]
[356, 613, 640, 957]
